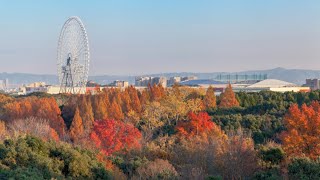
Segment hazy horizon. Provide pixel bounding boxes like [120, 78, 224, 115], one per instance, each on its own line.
[0, 67, 318, 77]
[1, 1, 320, 76]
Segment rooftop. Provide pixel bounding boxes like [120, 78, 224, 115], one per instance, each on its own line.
[180, 79, 225, 86]
[248, 79, 297, 88]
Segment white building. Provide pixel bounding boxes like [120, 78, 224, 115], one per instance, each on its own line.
[180, 79, 310, 93]
[135, 76, 167, 87]
[0, 79, 9, 90]
[110, 80, 129, 88]
[235, 79, 309, 92]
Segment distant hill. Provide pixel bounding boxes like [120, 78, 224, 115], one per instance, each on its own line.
[232, 67, 320, 85]
[1, 67, 320, 86]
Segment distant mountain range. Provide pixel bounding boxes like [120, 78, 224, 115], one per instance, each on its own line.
[1, 67, 320, 86]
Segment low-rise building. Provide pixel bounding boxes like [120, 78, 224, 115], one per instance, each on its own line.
[181, 76, 197, 81]
[180, 78, 310, 93]
[236, 79, 310, 92]
[109, 80, 129, 88]
[27, 82, 46, 88]
[86, 80, 100, 87]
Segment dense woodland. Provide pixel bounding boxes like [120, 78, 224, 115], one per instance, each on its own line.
[0, 84, 320, 179]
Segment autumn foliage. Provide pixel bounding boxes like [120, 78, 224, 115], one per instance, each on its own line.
[203, 86, 216, 109]
[149, 84, 165, 101]
[176, 112, 223, 137]
[109, 99, 124, 120]
[3, 97, 66, 137]
[92, 94, 108, 120]
[2, 85, 320, 179]
[219, 83, 239, 108]
[90, 119, 142, 156]
[281, 102, 320, 160]
[218, 131, 257, 179]
[69, 107, 84, 142]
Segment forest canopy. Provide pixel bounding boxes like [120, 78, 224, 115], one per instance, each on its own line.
[0, 86, 320, 179]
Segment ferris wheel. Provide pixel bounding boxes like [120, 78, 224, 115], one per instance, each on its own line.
[57, 16, 90, 94]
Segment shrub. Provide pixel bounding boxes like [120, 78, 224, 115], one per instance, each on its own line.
[0, 135, 112, 179]
[133, 159, 178, 180]
[288, 157, 320, 180]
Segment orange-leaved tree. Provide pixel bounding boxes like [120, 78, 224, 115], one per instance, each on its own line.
[69, 107, 84, 142]
[108, 99, 124, 120]
[219, 83, 239, 108]
[203, 86, 216, 109]
[149, 83, 165, 101]
[176, 111, 224, 138]
[92, 94, 108, 120]
[281, 102, 320, 159]
[50, 128, 60, 142]
[127, 86, 142, 113]
[90, 119, 142, 156]
[78, 95, 94, 135]
[3, 97, 66, 137]
[139, 89, 150, 106]
[121, 89, 132, 114]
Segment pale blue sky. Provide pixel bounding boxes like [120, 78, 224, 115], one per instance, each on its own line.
[0, 1, 320, 75]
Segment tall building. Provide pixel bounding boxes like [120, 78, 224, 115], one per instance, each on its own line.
[0, 79, 9, 90]
[0, 80, 4, 90]
[152, 77, 167, 87]
[305, 79, 320, 90]
[135, 76, 167, 87]
[135, 77, 152, 86]
[5, 79, 8, 89]
[168, 76, 181, 86]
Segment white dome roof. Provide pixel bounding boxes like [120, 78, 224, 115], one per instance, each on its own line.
[248, 79, 297, 88]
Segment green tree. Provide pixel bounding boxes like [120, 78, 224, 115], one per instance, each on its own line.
[288, 158, 320, 180]
[0, 136, 112, 179]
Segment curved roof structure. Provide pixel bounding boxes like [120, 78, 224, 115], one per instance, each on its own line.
[248, 79, 297, 88]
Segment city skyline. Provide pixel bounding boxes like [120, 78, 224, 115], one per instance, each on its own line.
[0, 1, 320, 76]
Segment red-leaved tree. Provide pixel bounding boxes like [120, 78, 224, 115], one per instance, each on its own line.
[90, 119, 142, 156]
[176, 112, 223, 137]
